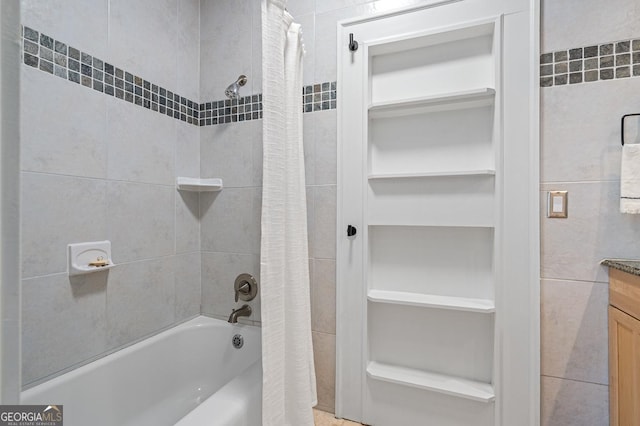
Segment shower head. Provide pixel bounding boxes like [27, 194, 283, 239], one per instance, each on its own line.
[225, 75, 248, 99]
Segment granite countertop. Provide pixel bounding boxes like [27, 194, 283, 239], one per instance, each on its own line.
[602, 259, 640, 277]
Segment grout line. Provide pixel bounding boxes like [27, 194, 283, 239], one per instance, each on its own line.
[22, 252, 201, 282]
[541, 374, 608, 387]
[539, 179, 620, 185]
[541, 277, 609, 285]
[312, 330, 337, 337]
[20, 170, 177, 189]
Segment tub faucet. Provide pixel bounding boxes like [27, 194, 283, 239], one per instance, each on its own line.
[228, 304, 252, 323]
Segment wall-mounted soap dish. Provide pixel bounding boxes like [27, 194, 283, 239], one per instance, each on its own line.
[68, 240, 115, 276]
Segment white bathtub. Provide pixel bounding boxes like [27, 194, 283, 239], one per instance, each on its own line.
[21, 316, 262, 426]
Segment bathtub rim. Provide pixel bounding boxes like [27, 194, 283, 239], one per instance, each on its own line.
[21, 315, 260, 394]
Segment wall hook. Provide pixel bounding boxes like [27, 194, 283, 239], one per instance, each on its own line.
[348, 33, 358, 52]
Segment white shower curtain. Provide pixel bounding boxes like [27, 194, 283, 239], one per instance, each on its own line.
[260, 1, 317, 425]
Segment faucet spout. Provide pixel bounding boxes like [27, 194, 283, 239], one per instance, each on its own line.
[228, 304, 252, 323]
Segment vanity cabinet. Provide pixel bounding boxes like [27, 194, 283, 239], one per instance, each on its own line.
[607, 266, 640, 426]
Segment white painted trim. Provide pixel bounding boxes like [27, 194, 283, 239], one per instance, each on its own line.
[337, 2, 540, 424]
[0, 0, 21, 404]
[338, 0, 464, 27]
[528, 1, 541, 425]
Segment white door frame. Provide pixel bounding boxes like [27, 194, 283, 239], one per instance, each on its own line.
[335, 1, 540, 424]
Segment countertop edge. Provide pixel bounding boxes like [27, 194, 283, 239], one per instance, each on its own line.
[602, 259, 640, 277]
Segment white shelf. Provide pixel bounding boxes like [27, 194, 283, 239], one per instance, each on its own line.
[368, 88, 495, 118]
[368, 169, 495, 180]
[367, 361, 495, 403]
[368, 289, 495, 313]
[176, 177, 223, 192]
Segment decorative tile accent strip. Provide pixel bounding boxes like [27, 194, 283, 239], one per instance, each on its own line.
[541, 38, 640, 87]
[198, 94, 263, 126]
[22, 26, 337, 127]
[22, 26, 201, 125]
[303, 82, 337, 113]
[198, 82, 337, 126]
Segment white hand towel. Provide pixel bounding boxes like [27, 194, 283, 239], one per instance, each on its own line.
[620, 144, 640, 213]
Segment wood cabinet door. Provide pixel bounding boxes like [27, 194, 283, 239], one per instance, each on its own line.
[609, 306, 640, 426]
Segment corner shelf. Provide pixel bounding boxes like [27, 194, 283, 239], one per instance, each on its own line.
[366, 361, 495, 403]
[368, 88, 495, 118]
[368, 169, 495, 180]
[176, 177, 223, 192]
[367, 289, 495, 313]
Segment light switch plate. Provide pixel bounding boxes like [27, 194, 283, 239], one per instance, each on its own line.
[547, 191, 568, 218]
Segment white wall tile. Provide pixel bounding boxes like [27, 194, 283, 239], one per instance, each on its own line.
[251, 0, 262, 94]
[540, 181, 640, 283]
[288, 0, 316, 17]
[200, 0, 254, 100]
[106, 181, 175, 263]
[303, 112, 316, 185]
[312, 259, 336, 334]
[20, 0, 206, 389]
[541, 280, 608, 385]
[314, 110, 337, 185]
[108, 0, 178, 90]
[22, 272, 108, 385]
[542, 0, 640, 52]
[21, 67, 108, 178]
[21, 0, 109, 58]
[200, 187, 261, 254]
[541, 376, 609, 426]
[176, 190, 200, 254]
[201, 251, 260, 321]
[252, 120, 264, 186]
[200, 121, 255, 187]
[313, 7, 355, 84]
[2, 320, 21, 402]
[106, 257, 176, 349]
[541, 79, 640, 183]
[306, 186, 315, 255]
[310, 185, 336, 259]
[21, 172, 108, 278]
[177, 0, 201, 101]
[315, 0, 373, 14]
[296, 13, 316, 86]
[176, 121, 201, 178]
[106, 98, 176, 186]
[312, 331, 336, 413]
[175, 252, 201, 320]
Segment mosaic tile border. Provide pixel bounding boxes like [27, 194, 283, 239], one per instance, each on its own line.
[541, 39, 640, 87]
[22, 26, 202, 125]
[22, 26, 336, 127]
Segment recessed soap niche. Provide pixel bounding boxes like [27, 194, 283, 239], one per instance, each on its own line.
[68, 240, 115, 276]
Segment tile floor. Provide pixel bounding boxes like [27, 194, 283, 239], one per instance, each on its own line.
[314, 409, 364, 425]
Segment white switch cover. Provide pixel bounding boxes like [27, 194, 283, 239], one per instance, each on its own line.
[547, 191, 568, 218]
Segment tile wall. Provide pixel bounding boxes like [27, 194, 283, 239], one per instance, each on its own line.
[540, 0, 640, 424]
[20, 0, 202, 387]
